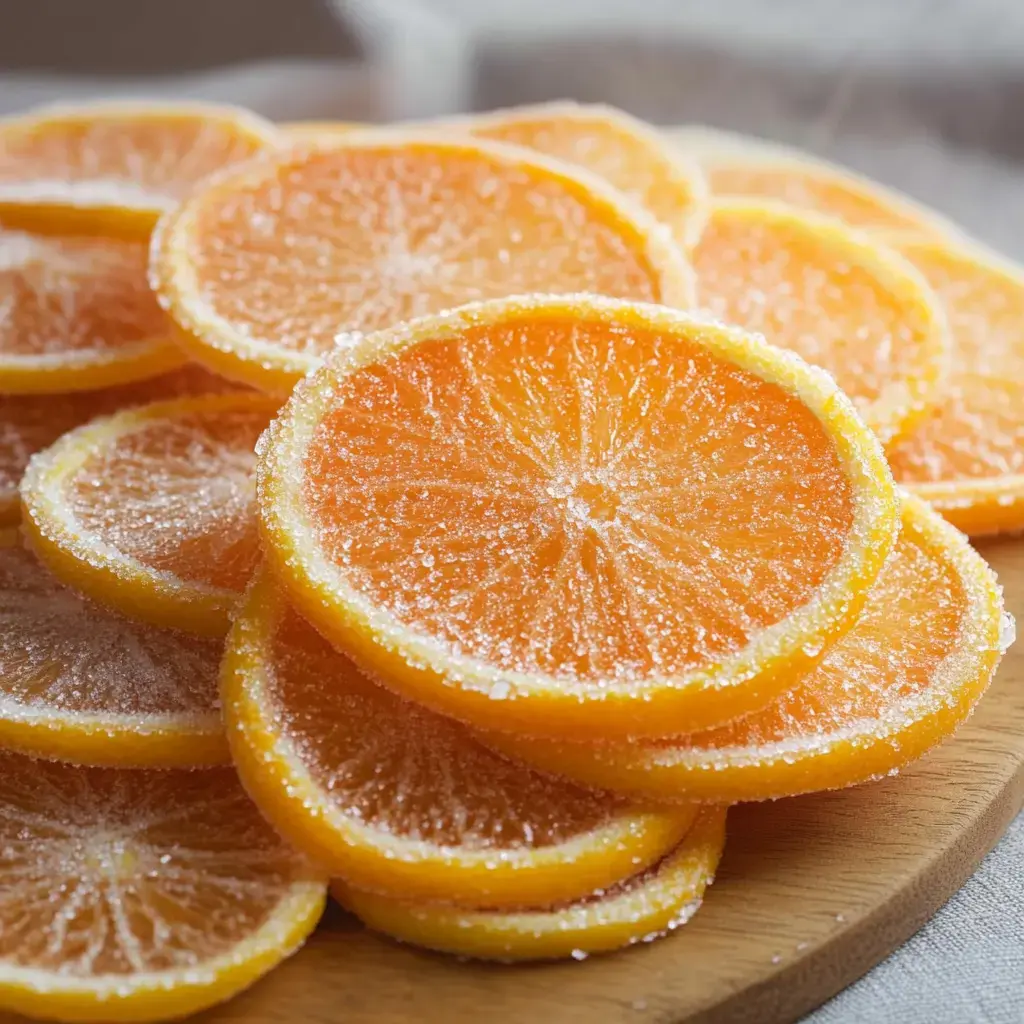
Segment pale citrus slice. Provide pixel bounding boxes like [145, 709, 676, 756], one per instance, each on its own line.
[0, 100, 281, 238]
[691, 199, 950, 443]
[0, 226, 187, 394]
[281, 120, 358, 143]
[22, 392, 277, 636]
[445, 101, 708, 250]
[0, 529, 227, 767]
[222, 567, 697, 909]
[673, 125, 957, 238]
[152, 131, 695, 394]
[0, 364, 240, 526]
[483, 494, 1010, 802]
[333, 806, 726, 962]
[0, 750, 325, 1023]
[886, 238, 1024, 535]
[258, 294, 898, 741]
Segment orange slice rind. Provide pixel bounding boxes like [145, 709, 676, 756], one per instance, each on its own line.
[21, 392, 277, 636]
[0, 751, 325, 1023]
[222, 567, 698, 909]
[886, 237, 1024, 536]
[482, 494, 1009, 802]
[0, 100, 281, 239]
[692, 198, 950, 444]
[333, 806, 726, 962]
[0, 529, 227, 768]
[151, 131, 695, 394]
[259, 293, 898, 741]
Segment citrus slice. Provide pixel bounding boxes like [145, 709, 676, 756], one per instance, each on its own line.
[0, 750, 326, 1023]
[258, 294, 898, 741]
[0, 529, 227, 768]
[691, 199, 950, 443]
[281, 121, 357, 143]
[152, 132, 695, 394]
[448, 101, 708, 250]
[482, 494, 1010, 802]
[0, 226, 188, 394]
[0, 364, 240, 526]
[886, 238, 1024, 535]
[673, 125, 957, 238]
[222, 567, 697, 909]
[22, 392, 277, 636]
[333, 806, 726, 962]
[0, 100, 281, 238]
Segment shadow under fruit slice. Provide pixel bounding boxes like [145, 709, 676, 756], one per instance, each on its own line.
[0, 750, 325, 1023]
[333, 806, 726, 963]
[258, 294, 898, 741]
[485, 495, 1009, 803]
[886, 238, 1024, 536]
[0, 529, 227, 768]
[151, 131, 694, 393]
[22, 392, 279, 636]
[221, 567, 697, 910]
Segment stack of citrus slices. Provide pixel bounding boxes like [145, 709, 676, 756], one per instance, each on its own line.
[0, 99, 1015, 1021]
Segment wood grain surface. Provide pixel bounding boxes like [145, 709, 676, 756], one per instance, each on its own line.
[114, 533, 1017, 1024]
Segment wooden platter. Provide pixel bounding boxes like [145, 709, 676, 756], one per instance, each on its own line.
[131, 533, 1020, 1024]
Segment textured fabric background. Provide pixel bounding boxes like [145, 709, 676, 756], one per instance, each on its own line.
[1, 2, 1021, 1018]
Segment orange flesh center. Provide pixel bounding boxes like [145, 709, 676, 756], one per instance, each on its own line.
[188, 146, 666, 359]
[692, 209, 930, 412]
[887, 246, 1024, 483]
[302, 316, 853, 686]
[67, 408, 269, 591]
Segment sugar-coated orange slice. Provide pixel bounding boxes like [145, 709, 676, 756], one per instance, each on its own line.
[334, 806, 726, 962]
[222, 567, 697, 909]
[484, 495, 1009, 802]
[152, 131, 695, 393]
[0, 751, 325, 1023]
[0, 100, 281, 238]
[887, 238, 1024, 535]
[692, 199, 950, 443]
[22, 392, 278, 636]
[258, 294, 898, 741]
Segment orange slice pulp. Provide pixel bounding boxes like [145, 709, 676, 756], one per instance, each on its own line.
[258, 294, 898, 741]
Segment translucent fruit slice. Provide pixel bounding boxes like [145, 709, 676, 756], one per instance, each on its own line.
[281, 121, 357, 143]
[22, 392, 278, 636]
[0, 751, 325, 1023]
[0, 101, 281, 238]
[152, 131, 695, 394]
[483, 494, 1009, 803]
[449, 101, 708, 250]
[259, 294, 898, 741]
[691, 199, 950, 443]
[222, 568, 697, 909]
[0, 529, 227, 768]
[0, 226, 187, 394]
[674, 125, 957, 238]
[0, 364, 240, 526]
[886, 238, 1024, 535]
[333, 806, 726, 962]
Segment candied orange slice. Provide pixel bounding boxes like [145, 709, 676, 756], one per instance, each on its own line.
[0, 364, 240, 526]
[259, 294, 898, 741]
[0, 529, 226, 767]
[152, 132, 695, 394]
[691, 199, 950, 443]
[886, 239, 1024, 535]
[334, 806, 725, 962]
[484, 494, 1009, 802]
[222, 567, 697, 909]
[675, 125, 956, 238]
[0, 101, 280, 238]
[22, 392, 277, 636]
[0, 226, 187, 394]
[0, 750, 325, 1022]
[450, 101, 707, 249]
